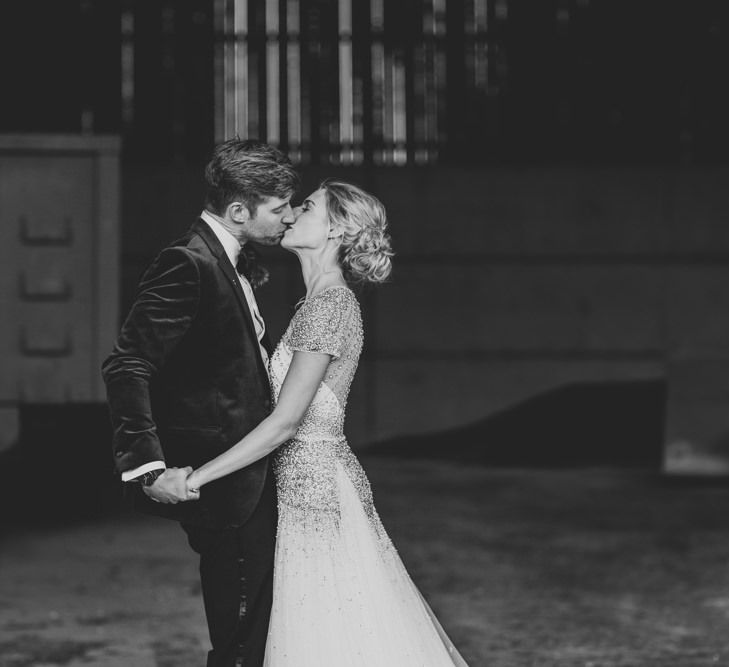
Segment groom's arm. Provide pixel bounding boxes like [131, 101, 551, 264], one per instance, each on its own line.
[102, 247, 200, 479]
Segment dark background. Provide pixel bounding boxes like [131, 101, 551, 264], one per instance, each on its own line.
[2, 0, 729, 521]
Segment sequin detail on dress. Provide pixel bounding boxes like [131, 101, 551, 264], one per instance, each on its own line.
[264, 286, 469, 666]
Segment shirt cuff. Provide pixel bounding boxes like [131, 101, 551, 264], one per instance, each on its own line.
[121, 461, 166, 482]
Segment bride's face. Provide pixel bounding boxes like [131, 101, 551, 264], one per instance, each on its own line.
[282, 188, 330, 250]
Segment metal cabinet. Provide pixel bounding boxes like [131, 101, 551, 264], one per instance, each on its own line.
[0, 135, 120, 451]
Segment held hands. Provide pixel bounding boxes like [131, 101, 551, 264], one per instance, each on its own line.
[142, 466, 201, 504]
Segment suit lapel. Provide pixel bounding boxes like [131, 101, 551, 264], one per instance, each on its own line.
[192, 219, 271, 382]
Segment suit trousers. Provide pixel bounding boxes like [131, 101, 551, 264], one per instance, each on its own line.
[183, 470, 278, 667]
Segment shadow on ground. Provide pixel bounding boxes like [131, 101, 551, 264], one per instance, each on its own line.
[369, 379, 667, 467]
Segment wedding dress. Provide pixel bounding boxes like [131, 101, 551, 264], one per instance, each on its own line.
[264, 286, 468, 666]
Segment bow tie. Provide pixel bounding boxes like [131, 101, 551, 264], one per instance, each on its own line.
[234, 245, 269, 288]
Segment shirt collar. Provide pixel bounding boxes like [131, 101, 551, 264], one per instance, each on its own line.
[200, 209, 243, 267]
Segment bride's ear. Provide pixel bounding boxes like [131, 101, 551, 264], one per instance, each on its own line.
[327, 222, 343, 241]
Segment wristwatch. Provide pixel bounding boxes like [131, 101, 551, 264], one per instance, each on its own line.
[135, 469, 165, 487]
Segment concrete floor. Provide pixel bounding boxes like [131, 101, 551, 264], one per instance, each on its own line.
[2, 459, 729, 666]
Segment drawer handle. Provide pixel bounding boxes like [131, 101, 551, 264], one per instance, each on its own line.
[18, 274, 73, 302]
[19, 216, 74, 246]
[19, 330, 73, 358]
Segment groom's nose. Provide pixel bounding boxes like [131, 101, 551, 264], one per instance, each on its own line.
[281, 205, 294, 224]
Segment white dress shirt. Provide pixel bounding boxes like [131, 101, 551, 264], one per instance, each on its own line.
[199, 209, 270, 368]
[121, 211, 269, 483]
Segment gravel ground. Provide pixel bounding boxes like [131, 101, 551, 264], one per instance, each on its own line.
[2, 459, 729, 666]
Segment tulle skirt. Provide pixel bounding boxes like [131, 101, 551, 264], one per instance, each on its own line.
[263, 456, 469, 666]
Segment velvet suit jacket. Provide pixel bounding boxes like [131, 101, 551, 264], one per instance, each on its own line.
[102, 219, 274, 528]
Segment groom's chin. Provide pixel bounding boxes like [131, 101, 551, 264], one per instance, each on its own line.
[256, 236, 284, 247]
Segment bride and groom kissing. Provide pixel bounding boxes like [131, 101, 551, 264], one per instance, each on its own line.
[102, 139, 468, 666]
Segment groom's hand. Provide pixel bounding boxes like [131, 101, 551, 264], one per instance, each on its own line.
[142, 467, 194, 504]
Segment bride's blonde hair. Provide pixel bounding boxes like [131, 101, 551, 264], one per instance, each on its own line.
[321, 180, 393, 285]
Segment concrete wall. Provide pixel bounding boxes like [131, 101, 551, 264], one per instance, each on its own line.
[120, 164, 729, 465]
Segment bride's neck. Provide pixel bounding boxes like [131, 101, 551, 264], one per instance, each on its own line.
[297, 249, 345, 298]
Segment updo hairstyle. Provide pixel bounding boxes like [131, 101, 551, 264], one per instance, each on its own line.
[320, 180, 394, 285]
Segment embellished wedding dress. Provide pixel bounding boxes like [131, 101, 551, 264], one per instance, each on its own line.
[264, 286, 468, 666]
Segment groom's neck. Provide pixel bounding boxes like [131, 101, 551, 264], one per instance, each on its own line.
[204, 208, 247, 246]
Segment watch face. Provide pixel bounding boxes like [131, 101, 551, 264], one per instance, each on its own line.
[141, 470, 163, 486]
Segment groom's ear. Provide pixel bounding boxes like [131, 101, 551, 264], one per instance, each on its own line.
[227, 202, 250, 224]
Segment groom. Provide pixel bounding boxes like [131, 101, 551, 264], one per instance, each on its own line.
[102, 139, 298, 666]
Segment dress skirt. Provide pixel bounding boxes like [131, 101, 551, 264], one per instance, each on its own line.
[263, 438, 469, 667]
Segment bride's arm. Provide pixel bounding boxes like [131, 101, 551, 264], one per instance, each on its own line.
[186, 351, 331, 491]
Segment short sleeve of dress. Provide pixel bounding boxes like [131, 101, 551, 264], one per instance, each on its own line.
[288, 288, 355, 358]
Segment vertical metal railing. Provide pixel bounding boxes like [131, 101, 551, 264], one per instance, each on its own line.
[286, 0, 303, 162]
[214, 0, 249, 141]
[120, 4, 135, 131]
[213, 0, 453, 165]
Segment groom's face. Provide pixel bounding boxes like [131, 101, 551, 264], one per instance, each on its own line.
[242, 195, 294, 246]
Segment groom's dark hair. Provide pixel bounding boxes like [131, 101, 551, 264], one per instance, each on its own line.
[204, 138, 299, 216]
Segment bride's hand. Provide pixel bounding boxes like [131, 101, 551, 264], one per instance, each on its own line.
[184, 469, 202, 501]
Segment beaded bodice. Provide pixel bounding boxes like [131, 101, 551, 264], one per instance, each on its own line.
[269, 286, 363, 441]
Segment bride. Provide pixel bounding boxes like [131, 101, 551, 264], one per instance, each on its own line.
[184, 180, 469, 666]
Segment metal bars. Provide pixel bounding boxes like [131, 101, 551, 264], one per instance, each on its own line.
[214, 0, 449, 165]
